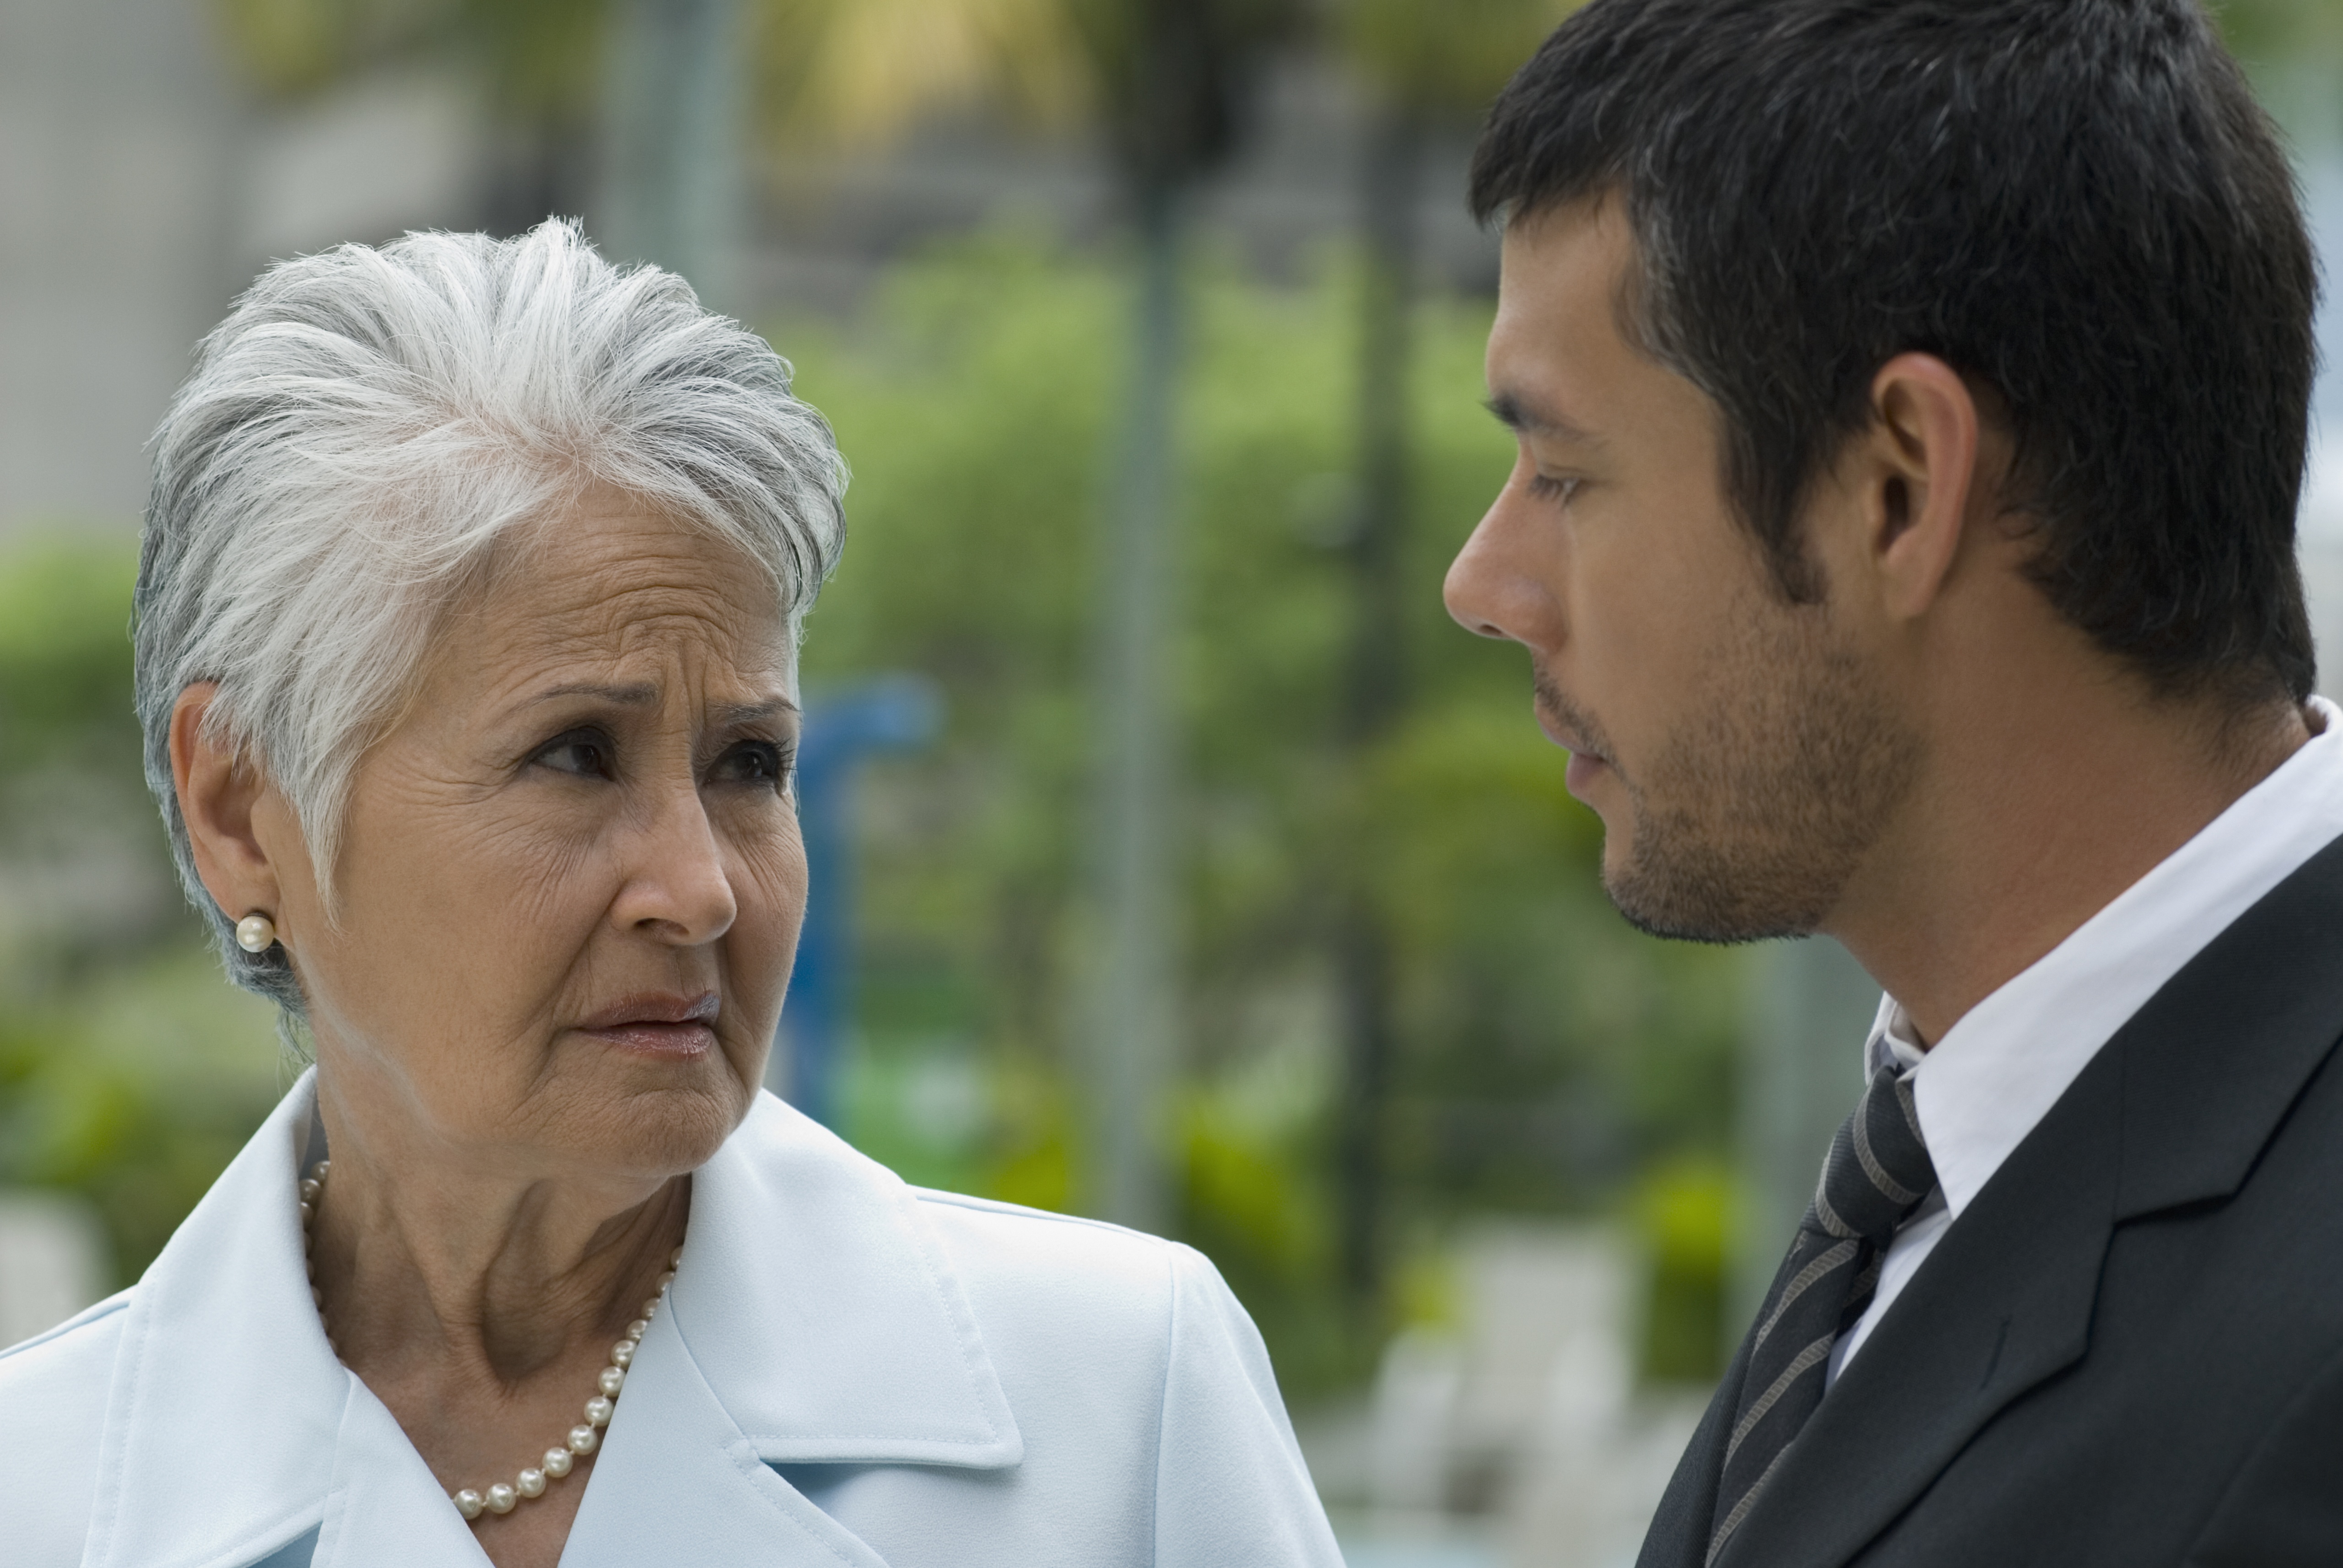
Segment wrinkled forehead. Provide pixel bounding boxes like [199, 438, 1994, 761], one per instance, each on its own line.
[437, 489, 798, 707]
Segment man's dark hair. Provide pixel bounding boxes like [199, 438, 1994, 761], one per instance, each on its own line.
[1471, 0, 2319, 704]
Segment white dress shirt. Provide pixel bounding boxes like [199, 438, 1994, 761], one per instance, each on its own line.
[1829, 694, 2343, 1385]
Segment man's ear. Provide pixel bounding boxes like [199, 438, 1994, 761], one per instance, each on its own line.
[1851, 352, 1985, 623]
[169, 684, 282, 926]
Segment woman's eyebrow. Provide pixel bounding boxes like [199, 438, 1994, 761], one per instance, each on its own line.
[532, 681, 660, 707]
[711, 698, 800, 726]
[525, 683, 799, 725]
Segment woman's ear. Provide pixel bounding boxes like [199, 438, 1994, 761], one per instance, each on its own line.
[169, 684, 281, 923]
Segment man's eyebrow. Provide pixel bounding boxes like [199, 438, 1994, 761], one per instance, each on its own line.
[1486, 390, 1602, 446]
[530, 683, 801, 724]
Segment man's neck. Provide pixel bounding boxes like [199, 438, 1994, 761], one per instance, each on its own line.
[1827, 690, 2312, 1047]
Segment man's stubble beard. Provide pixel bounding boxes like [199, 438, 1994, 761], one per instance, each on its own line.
[1554, 603, 1921, 945]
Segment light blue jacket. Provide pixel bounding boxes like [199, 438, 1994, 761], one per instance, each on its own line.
[0, 1071, 1343, 1568]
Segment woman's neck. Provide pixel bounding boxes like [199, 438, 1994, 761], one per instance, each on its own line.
[308, 1065, 690, 1385]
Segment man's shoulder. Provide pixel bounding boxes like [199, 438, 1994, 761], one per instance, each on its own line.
[0, 1288, 130, 1566]
[2185, 1331, 2343, 1562]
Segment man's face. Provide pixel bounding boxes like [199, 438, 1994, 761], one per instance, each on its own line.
[1445, 199, 1920, 942]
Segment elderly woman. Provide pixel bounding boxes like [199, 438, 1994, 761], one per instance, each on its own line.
[0, 223, 1340, 1568]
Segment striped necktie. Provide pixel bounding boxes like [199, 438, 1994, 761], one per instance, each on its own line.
[1708, 1060, 1936, 1563]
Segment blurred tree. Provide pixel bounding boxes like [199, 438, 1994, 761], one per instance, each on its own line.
[0, 536, 286, 1290]
[749, 0, 1298, 1231]
[2215, 0, 2343, 61]
[1323, 0, 1579, 1305]
[1069, 0, 1295, 1234]
[753, 0, 1089, 148]
[784, 234, 1743, 1395]
[216, 0, 612, 230]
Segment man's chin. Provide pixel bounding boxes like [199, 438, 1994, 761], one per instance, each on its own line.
[1599, 833, 1825, 946]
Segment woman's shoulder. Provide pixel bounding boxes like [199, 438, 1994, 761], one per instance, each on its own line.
[903, 1187, 1262, 1374]
[0, 1288, 134, 1564]
[0, 1283, 133, 1403]
[907, 1186, 1191, 1282]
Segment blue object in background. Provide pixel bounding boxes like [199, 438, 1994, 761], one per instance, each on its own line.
[775, 675, 943, 1128]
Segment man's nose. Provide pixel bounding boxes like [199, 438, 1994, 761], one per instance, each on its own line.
[1444, 492, 1547, 647]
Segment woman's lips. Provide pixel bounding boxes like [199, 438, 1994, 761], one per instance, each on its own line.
[583, 1019, 718, 1058]
[579, 991, 720, 1057]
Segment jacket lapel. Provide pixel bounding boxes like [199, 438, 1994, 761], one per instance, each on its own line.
[1713, 1067, 2118, 1568]
[80, 1070, 368, 1568]
[556, 1301, 892, 1568]
[664, 1092, 1022, 1468]
[556, 1091, 1025, 1567]
[1716, 833, 2343, 1568]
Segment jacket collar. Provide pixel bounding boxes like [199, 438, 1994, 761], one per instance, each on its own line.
[654, 1089, 1021, 1469]
[1716, 830, 2343, 1568]
[85, 1074, 1020, 1568]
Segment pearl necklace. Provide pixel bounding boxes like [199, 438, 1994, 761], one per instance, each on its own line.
[298, 1159, 681, 1522]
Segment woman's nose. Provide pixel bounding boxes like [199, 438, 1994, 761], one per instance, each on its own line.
[614, 783, 740, 945]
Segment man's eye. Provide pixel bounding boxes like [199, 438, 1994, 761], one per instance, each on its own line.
[534, 730, 615, 778]
[1527, 472, 1581, 506]
[715, 740, 795, 790]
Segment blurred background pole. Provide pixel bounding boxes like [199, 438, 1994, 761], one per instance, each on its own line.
[1328, 0, 1567, 1312]
[1083, 0, 1271, 1232]
[599, 0, 745, 307]
[1333, 94, 1420, 1305]
[1092, 178, 1184, 1233]
[770, 678, 942, 1127]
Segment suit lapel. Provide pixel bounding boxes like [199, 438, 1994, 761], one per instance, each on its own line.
[1635, 1332, 1749, 1568]
[1713, 833, 2343, 1568]
[1714, 1063, 2119, 1568]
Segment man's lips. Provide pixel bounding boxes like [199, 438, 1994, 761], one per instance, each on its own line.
[1563, 750, 1609, 800]
[579, 991, 720, 1058]
[1534, 700, 1602, 762]
[1534, 699, 1612, 801]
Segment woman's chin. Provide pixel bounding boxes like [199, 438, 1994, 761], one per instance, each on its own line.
[531, 1047, 757, 1176]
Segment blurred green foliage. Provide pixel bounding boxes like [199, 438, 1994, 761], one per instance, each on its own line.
[784, 233, 1744, 1392]
[1635, 1158, 1733, 1383]
[2217, 0, 2343, 62]
[0, 537, 142, 773]
[216, 0, 609, 117]
[0, 536, 286, 1291]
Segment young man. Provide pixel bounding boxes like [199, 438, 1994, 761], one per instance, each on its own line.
[1445, 2, 2343, 1564]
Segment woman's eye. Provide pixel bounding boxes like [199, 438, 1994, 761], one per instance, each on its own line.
[533, 729, 615, 779]
[714, 740, 795, 791]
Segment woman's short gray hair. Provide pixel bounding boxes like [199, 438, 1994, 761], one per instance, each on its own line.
[135, 219, 847, 1011]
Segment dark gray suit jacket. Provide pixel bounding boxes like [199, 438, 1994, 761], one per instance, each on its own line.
[1638, 832, 2343, 1568]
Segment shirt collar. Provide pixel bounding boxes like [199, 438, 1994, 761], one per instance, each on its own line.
[1875, 695, 2343, 1219]
[85, 1071, 1020, 1568]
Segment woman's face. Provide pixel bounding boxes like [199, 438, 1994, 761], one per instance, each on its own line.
[271, 492, 806, 1183]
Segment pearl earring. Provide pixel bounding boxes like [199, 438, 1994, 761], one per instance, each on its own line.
[235, 912, 278, 954]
